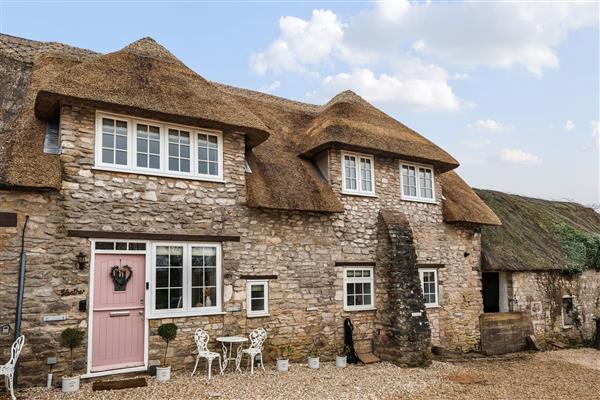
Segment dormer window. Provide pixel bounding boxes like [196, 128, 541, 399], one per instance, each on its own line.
[341, 151, 375, 196]
[95, 112, 223, 182]
[400, 162, 435, 202]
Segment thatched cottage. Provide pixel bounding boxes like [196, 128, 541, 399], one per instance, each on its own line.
[0, 33, 506, 386]
[475, 190, 600, 354]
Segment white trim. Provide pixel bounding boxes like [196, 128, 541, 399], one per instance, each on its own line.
[94, 111, 224, 182]
[418, 268, 439, 308]
[82, 366, 147, 379]
[400, 162, 436, 203]
[87, 239, 150, 376]
[148, 242, 222, 319]
[342, 267, 375, 311]
[341, 151, 376, 196]
[561, 295, 575, 329]
[246, 280, 269, 318]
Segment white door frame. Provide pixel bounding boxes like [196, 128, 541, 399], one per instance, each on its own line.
[83, 239, 150, 379]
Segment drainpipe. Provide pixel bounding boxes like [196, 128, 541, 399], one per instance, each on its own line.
[13, 215, 29, 388]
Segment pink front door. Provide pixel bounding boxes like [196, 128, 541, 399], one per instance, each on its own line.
[91, 254, 145, 372]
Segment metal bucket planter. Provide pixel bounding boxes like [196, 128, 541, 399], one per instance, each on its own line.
[336, 355, 347, 368]
[61, 376, 80, 393]
[276, 358, 289, 372]
[155, 366, 171, 382]
[307, 357, 320, 369]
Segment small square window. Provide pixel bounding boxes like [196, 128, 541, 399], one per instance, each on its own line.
[247, 280, 269, 317]
[562, 296, 576, 328]
[401, 163, 435, 202]
[342, 152, 375, 196]
[343, 267, 375, 311]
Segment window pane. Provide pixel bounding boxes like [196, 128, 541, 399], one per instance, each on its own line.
[170, 267, 182, 287]
[103, 133, 114, 148]
[344, 155, 357, 190]
[102, 118, 115, 133]
[156, 268, 168, 287]
[149, 155, 160, 169]
[198, 161, 208, 174]
[149, 140, 160, 155]
[192, 268, 202, 286]
[115, 135, 127, 151]
[115, 242, 127, 250]
[347, 294, 355, 306]
[204, 268, 216, 286]
[169, 157, 178, 171]
[95, 241, 114, 250]
[137, 153, 147, 168]
[208, 148, 218, 162]
[116, 120, 127, 135]
[102, 148, 114, 164]
[180, 159, 190, 172]
[251, 298, 265, 311]
[155, 289, 168, 309]
[115, 150, 127, 165]
[180, 145, 190, 159]
[208, 163, 218, 176]
[251, 284, 265, 299]
[169, 289, 183, 309]
[360, 158, 372, 192]
[364, 294, 372, 306]
[192, 287, 203, 308]
[347, 270, 355, 278]
[128, 242, 146, 251]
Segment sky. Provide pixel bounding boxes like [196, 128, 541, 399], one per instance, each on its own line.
[1, 0, 599, 205]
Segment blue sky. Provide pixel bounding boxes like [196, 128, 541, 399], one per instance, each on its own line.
[2, 1, 599, 205]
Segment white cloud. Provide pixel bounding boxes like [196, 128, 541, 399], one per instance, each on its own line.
[320, 65, 461, 112]
[463, 139, 492, 149]
[467, 119, 511, 132]
[250, 9, 344, 75]
[344, 1, 598, 76]
[259, 80, 281, 94]
[564, 120, 575, 131]
[500, 148, 541, 164]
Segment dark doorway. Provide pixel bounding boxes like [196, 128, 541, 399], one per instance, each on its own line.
[482, 272, 500, 313]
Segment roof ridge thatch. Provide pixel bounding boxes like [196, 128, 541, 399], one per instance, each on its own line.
[476, 189, 600, 272]
[441, 172, 501, 226]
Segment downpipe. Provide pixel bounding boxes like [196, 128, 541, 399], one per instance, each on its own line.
[13, 215, 29, 388]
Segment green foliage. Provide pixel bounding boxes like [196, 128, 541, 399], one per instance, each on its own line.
[157, 323, 177, 342]
[278, 343, 293, 360]
[59, 328, 84, 376]
[555, 223, 600, 273]
[59, 328, 84, 350]
[157, 323, 177, 366]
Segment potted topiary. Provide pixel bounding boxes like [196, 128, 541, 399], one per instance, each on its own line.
[156, 323, 177, 382]
[276, 343, 293, 372]
[336, 344, 349, 368]
[307, 337, 321, 369]
[59, 328, 85, 393]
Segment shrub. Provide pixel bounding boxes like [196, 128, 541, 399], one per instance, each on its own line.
[555, 223, 600, 274]
[157, 323, 177, 366]
[59, 328, 84, 377]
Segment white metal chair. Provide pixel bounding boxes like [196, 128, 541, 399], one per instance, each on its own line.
[1, 335, 25, 400]
[191, 328, 222, 379]
[236, 328, 267, 374]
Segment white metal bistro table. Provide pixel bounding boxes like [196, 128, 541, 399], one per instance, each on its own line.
[216, 336, 248, 372]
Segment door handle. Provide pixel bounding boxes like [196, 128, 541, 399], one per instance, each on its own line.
[109, 311, 130, 317]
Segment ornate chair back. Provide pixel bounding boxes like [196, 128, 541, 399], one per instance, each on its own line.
[248, 328, 267, 351]
[7, 336, 25, 369]
[194, 328, 210, 353]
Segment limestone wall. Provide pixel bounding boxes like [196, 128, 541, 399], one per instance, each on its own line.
[0, 104, 484, 386]
[510, 270, 600, 345]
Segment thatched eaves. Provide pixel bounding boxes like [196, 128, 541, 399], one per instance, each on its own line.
[440, 171, 501, 226]
[476, 189, 600, 271]
[297, 91, 459, 172]
[34, 38, 270, 148]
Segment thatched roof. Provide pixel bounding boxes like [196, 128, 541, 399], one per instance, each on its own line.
[440, 171, 501, 226]
[1, 34, 497, 223]
[476, 189, 600, 271]
[297, 91, 459, 172]
[34, 37, 270, 148]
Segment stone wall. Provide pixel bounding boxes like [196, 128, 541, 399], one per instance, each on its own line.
[0, 103, 485, 387]
[479, 312, 534, 355]
[509, 270, 600, 346]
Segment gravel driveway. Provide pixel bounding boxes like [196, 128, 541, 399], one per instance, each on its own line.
[18, 349, 600, 400]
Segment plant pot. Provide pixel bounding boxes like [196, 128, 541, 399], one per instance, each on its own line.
[61, 375, 80, 393]
[307, 356, 320, 369]
[336, 355, 347, 368]
[276, 358, 289, 372]
[155, 366, 171, 382]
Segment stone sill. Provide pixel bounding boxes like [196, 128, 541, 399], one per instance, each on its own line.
[247, 313, 270, 319]
[340, 191, 378, 198]
[91, 166, 226, 184]
[147, 311, 226, 320]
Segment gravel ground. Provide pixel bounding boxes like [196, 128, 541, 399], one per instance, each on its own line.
[15, 349, 600, 400]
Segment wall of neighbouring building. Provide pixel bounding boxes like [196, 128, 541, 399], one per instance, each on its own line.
[509, 270, 600, 346]
[0, 103, 485, 387]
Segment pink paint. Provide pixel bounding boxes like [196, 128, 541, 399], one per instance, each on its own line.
[91, 254, 145, 372]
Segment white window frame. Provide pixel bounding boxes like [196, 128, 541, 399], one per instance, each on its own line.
[149, 242, 222, 319]
[246, 280, 269, 318]
[341, 151, 376, 196]
[561, 295, 575, 329]
[343, 267, 375, 311]
[94, 111, 224, 182]
[400, 162, 436, 203]
[418, 268, 439, 308]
